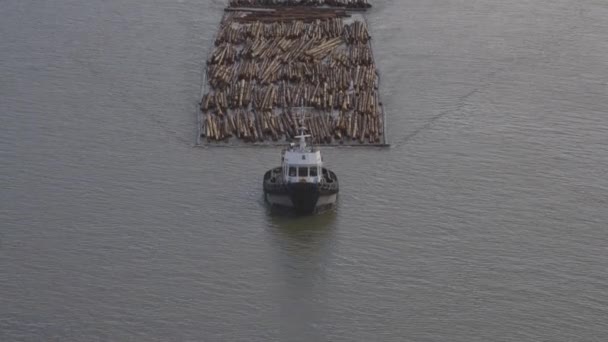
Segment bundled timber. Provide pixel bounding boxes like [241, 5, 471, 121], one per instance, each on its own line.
[343, 20, 370, 44]
[234, 8, 350, 23]
[304, 37, 343, 60]
[229, 0, 371, 9]
[208, 44, 238, 65]
[200, 3, 385, 145]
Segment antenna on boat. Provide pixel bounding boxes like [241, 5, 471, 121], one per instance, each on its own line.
[298, 99, 305, 133]
[294, 99, 310, 150]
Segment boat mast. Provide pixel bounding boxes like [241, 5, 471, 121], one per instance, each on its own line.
[294, 101, 310, 151]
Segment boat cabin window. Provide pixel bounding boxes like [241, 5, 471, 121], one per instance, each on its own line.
[298, 167, 308, 177]
[309, 167, 318, 177]
[289, 167, 296, 177]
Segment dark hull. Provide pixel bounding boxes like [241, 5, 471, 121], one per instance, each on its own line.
[263, 167, 339, 215]
[287, 182, 322, 214]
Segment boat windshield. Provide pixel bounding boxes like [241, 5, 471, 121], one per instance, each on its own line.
[309, 167, 318, 177]
[288, 166, 320, 178]
[298, 167, 308, 177]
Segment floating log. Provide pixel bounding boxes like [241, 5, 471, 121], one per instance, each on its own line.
[228, 0, 371, 9]
[200, 4, 385, 145]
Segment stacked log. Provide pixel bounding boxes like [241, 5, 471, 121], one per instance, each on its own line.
[229, 0, 371, 9]
[304, 37, 343, 60]
[215, 25, 243, 46]
[234, 8, 350, 23]
[208, 44, 238, 65]
[349, 43, 373, 66]
[343, 20, 370, 44]
[200, 5, 384, 145]
[207, 64, 234, 89]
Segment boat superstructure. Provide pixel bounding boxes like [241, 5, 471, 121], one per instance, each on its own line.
[263, 126, 339, 214]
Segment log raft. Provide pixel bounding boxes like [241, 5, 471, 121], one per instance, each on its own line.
[198, 1, 387, 146]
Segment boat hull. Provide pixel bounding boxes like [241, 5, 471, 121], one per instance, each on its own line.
[263, 168, 339, 215]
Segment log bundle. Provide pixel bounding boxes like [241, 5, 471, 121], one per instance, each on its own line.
[229, 0, 371, 9]
[200, 4, 385, 145]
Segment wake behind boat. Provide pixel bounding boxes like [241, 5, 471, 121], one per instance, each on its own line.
[263, 127, 339, 214]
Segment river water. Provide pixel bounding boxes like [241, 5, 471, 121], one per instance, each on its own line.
[2, 0, 608, 341]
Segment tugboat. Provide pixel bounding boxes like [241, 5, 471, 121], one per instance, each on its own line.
[263, 126, 339, 214]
